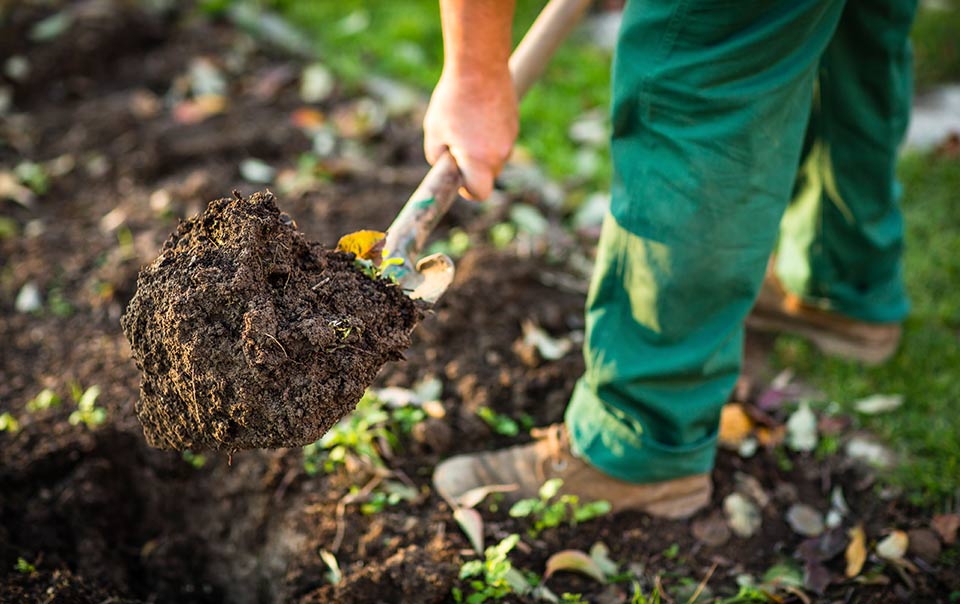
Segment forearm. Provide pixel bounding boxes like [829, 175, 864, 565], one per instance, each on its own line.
[438, 0, 516, 80]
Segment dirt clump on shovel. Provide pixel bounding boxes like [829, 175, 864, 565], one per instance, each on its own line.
[121, 191, 421, 451]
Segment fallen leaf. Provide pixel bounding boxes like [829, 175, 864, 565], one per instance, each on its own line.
[692, 513, 731, 547]
[845, 437, 895, 469]
[291, 107, 326, 130]
[845, 525, 867, 578]
[719, 404, 754, 449]
[786, 402, 818, 452]
[756, 425, 786, 448]
[336, 230, 386, 261]
[906, 528, 941, 563]
[15, 282, 42, 314]
[735, 472, 770, 507]
[876, 530, 909, 562]
[853, 394, 904, 415]
[29, 11, 72, 42]
[239, 158, 275, 184]
[172, 94, 226, 124]
[454, 484, 518, 510]
[803, 559, 832, 594]
[761, 561, 804, 590]
[300, 63, 335, 103]
[786, 504, 825, 537]
[798, 528, 848, 563]
[932, 514, 960, 545]
[589, 542, 619, 577]
[521, 320, 573, 361]
[0, 171, 36, 207]
[724, 493, 762, 538]
[453, 507, 484, 554]
[544, 550, 607, 583]
[319, 549, 342, 584]
[509, 203, 549, 235]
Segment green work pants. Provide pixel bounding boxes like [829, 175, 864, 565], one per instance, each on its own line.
[566, 0, 916, 483]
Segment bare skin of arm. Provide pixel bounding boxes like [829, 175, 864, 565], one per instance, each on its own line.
[424, 0, 518, 200]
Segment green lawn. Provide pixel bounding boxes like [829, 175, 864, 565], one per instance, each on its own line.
[234, 0, 959, 506]
[774, 153, 960, 505]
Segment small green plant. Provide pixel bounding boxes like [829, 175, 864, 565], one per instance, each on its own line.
[15, 557, 36, 574]
[476, 407, 519, 437]
[715, 585, 772, 604]
[27, 388, 61, 412]
[354, 254, 403, 283]
[302, 391, 426, 475]
[68, 384, 106, 429]
[454, 534, 525, 604]
[630, 581, 662, 604]
[182, 449, 207, 469]
[14, 160, 49, 194]
[662, 543, 680, 560]
[561, 594, 588, 604]
[508, 478, 611, 536]
[0, 412, 21, 433]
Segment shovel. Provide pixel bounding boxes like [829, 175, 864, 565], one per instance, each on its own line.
[377, 0, 592, 303]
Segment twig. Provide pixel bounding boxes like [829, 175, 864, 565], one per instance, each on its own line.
[262, 332, 288, 358]
[331, 473, 384, 552]
[685, 561, 718, 604]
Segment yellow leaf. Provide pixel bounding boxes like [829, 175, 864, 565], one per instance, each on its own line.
[845, 524, 867, 578]
[336, 230, 385, 261]
[718, 403, 753, 449]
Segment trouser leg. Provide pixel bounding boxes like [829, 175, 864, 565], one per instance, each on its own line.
[776, 0, 917, 323]
[567, 0, 845, 482]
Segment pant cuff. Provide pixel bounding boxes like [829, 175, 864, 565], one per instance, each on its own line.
[564, 379, 718, 484]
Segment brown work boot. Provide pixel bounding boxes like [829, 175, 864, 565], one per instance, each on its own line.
[746, 273, 901, 366]
[433, 424, 711, 519]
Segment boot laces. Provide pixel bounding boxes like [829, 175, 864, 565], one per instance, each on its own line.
[531, 424, 570, 475]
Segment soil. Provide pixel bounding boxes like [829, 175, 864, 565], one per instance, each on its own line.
[121, 191, 420, 450]
[1, 2, 957, 604]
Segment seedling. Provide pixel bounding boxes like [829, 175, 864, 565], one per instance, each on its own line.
[508, 478, 611, 537]
[0, 412, 20, 433]
[68, 384, 106, 429]
[630, 582, 662, 604]
[454, 534, 528, 604]
[15, 557, 36, 574]
[27, 388, 61, 412]
[302, 390, 426, 475]
[358, 480, 419, 515]
[182, 449, 207, 469]
[476, 407, 519, 437]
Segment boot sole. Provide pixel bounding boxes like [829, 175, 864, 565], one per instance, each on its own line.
[746, 311, 899, 366]
[642, 487, 712, 520]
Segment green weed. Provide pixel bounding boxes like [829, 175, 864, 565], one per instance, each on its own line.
[476, 407, 519, 437]
[454, 534, 525, 604]
[0, 412, 20, 433]
[68, 384, 106, 429]
[27, 388, 61, 412]
[508, 478, 611, 537]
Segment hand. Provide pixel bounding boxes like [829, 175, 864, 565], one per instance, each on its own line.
[423, 68, 518, 201]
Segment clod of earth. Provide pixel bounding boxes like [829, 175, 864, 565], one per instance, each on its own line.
[121, 191, 422, 450]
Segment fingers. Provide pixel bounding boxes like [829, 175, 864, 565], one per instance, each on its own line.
[448, 147, 495, 201]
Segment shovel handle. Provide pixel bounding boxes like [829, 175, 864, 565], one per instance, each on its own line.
[384, 0, 592, 269]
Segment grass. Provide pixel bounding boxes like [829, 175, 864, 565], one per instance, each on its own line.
[774, 152, 960, 506]
[254, 1, 960, 505]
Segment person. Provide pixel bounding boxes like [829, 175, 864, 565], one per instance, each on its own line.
[427, 0, 915, 517]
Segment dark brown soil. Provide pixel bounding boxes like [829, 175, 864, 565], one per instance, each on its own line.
[121, 191, 420, 450]
[1, 2, 957, 604]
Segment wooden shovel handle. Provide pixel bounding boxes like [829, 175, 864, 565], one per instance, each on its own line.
[384, 0, 592, 266]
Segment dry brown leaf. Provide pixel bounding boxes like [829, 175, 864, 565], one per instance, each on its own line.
[719, 403, 753, 448]
[932, 513, 960, 545]
[756, 425, 786, 448]
[291, 107, 326, 130]
[845, 525, 867, 578]
[876, 530, 909, 562]
[453, 507, 484, 554]
[544, 550, 607, 583]
[336, 230, 386, 261]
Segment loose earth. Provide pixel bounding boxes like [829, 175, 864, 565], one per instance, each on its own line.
[121, 191, 421, 451]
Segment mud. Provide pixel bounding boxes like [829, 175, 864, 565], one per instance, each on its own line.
[121, 191, 421, 450]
